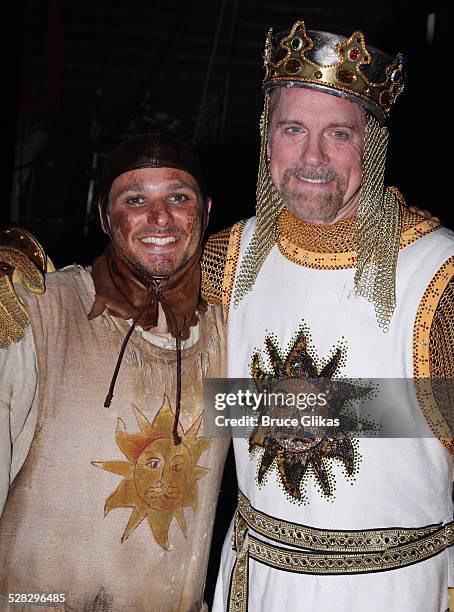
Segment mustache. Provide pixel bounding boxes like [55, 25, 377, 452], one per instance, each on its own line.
[283, 166, 339, 183]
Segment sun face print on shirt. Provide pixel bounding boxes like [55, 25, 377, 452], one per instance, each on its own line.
[92, 395, 212, 549]
[249, 325, 375, 504]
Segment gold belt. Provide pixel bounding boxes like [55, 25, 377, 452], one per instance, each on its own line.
[228, 491, 454, 612]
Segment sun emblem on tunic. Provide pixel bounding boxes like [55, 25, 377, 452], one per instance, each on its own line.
[249, 327, 374, 502]
[92, 395, 212, 549]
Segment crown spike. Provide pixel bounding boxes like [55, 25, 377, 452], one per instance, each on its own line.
[262, 19, 405, 123]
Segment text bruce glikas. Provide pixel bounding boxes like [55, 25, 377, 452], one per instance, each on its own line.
[213, 389, 340, 428]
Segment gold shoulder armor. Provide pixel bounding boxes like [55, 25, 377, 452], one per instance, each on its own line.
[413, 256, 454, 458]
[0, 227, 54, 348]
[201, 220, 247, 321]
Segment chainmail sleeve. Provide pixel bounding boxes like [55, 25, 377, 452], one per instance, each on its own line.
[201, 220, 247, 322]
[201, 227, 232, 307]
[429, 275, 454, 453]
[430, 276, 454, 379]
[414, 256, 454, 457]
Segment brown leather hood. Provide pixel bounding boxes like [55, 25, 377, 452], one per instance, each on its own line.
[88, 242, 205, 340]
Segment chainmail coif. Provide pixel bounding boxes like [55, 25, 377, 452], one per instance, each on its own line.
[234, 98, 402, 331]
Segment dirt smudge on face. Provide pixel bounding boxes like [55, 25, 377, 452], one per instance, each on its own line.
[108, 168, 204, 278]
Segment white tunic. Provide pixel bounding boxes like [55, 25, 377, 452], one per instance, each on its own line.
[213, 217, 454, 612]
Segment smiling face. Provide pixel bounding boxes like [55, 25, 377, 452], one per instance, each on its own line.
[93, 397, 212, 549]
[134, 437, 193, 512]
[102, 167, 210, 278]
[268, 87, 365, 224]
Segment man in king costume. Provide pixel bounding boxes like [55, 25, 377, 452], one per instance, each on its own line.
[0, 134, 229, 611]
[201, 18, 454, 612]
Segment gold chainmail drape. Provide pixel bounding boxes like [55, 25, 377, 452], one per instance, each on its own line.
[234, 98, 402, 331]
[233, 93, 284, 307]
[354, 115, 402, 330]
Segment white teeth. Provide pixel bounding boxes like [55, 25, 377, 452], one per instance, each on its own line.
[297, 177, 330, 184]
[140, 236, 177, 245]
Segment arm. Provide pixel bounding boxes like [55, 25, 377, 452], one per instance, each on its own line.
[0, 227, 48, 514]
[201, 221, 247, 322]
[427, 274, 454, 609]
[0, 400, 11, 513]
[0, 323, 39, 517]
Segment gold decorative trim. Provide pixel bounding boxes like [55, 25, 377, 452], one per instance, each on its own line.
[246, 525, 453, 574]
[227, 513, 249, 612]
[222, 220, 247, 322]
[277, 207, 356, 253]
[201, 227, 230, 307]
[238, 490, 441, 553]
[277, 237, 357, 269]
[227, 494, 454, 609]
[263, 21, 404, 121]
[201, 221, 246, 316]
[0, 273, 30, 349]
[400, 219, 440, 249]
[0, 245, 47, 349]
[277, 219, 440, 271]
[413, 256, 454, 456]
[0, 226, 53, 348]
[413, 255, 454, 376]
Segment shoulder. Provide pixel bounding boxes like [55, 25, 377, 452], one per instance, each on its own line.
[12, 265, 95, 342]
[42, 265, 92, 291]
[200, 302, 226, 336]
[397, 189, 454, 255]
[201, 219, 250, 318]
[194, 302, 227, 376]
[17, 265, 93, 304]
[395, 191, 454, 275]
[0, 227, 52, 349]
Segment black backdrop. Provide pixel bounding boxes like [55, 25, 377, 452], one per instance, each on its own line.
[1, 0, 452, 604]
[2, 0, 452, 261]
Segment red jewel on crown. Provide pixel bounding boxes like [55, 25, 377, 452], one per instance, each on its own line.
[348, 48, 360, 61]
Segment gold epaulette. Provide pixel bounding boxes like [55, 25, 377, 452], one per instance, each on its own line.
[0, 227, 54, 348]
[413, 255, 454, 458]
[201, 220, 247, 322]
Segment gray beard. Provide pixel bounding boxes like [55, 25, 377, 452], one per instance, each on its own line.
[279, 166, 347, 223]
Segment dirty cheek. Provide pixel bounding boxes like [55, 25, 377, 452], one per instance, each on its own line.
[183, 207, 203, 240]
[112, 209, 134, 245]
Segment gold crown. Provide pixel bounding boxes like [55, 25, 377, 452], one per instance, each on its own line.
[263, 21, 405, 123]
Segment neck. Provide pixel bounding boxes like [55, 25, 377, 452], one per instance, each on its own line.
[148, 304, 169, 335]
[89, 242, 204, 339]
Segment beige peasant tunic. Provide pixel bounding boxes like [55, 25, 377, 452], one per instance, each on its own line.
[0, 266, 229, 612]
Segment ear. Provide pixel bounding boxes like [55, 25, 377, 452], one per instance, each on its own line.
[98, 200, 111, 236]
[266, 136, 272, 161]
[202, 197, 212, 232]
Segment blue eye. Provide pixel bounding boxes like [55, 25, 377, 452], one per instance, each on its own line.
[286, 126, 301, 134]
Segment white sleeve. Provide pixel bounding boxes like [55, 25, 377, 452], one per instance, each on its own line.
[450, 466, 454, 588]
[0, 325, 38, 516]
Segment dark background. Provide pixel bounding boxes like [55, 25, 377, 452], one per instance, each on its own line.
[1, 0, 452, 605]
[2, 1, 453, 260]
